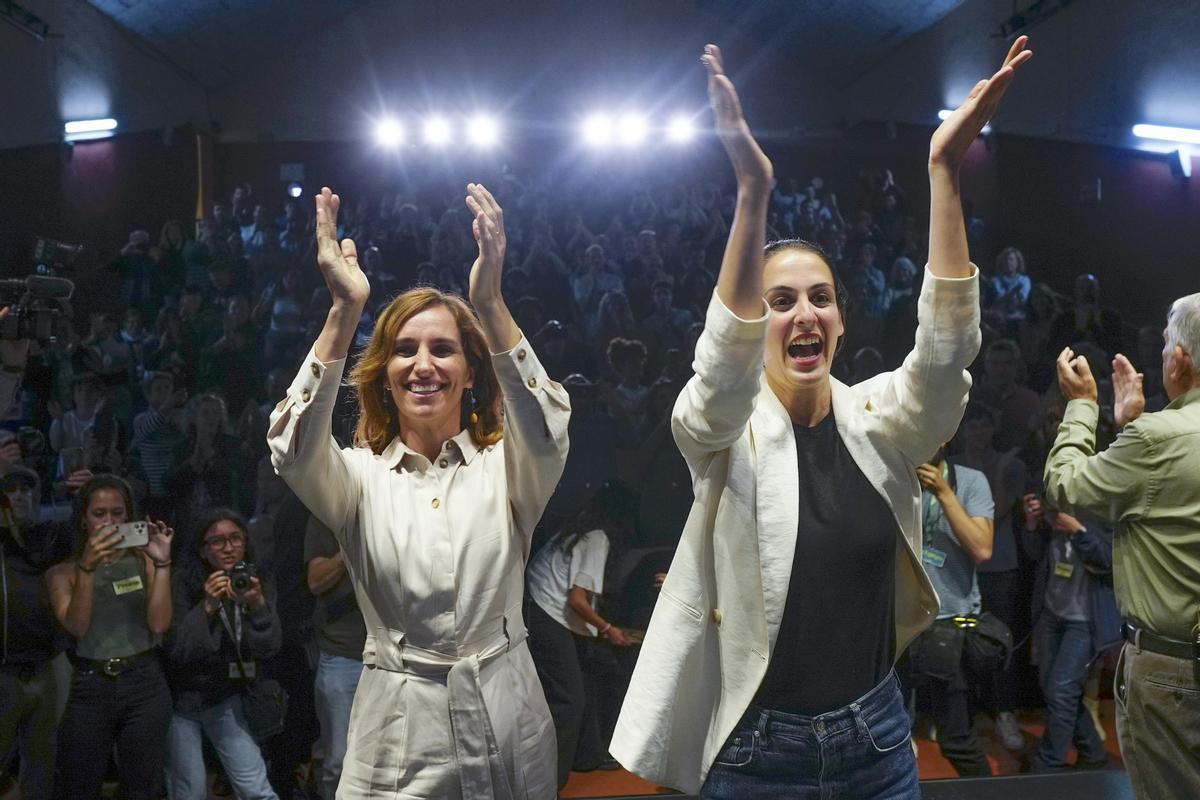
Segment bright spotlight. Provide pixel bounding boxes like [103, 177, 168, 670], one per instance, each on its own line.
[374, 118, 404, 147]
[617, 113, 648, 146]
[939, 109, 991, 135]
[468, 114, 501, 148]
[667, 115, 695, 143]
[582, 113, 614, 147]
[423, 116, 452, 146]
[286, 182, 303, 198]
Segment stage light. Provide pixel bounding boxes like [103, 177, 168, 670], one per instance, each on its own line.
[374, 118, 404, 148]
[938, 109, 991, 135]
[423, 116, 451, 146]
[64, 118, 117, 142]
[617, 113, 648, 147]
[1133, 123, 1200, 146]
[468, 114, 500, 148]
[666, 115, 696, 143]
[287, 182, 304, 198]
[582, 113, 614, 147]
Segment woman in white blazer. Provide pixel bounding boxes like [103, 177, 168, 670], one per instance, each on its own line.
[611, 40, 1033, 798]
[269, 184, 568, 799]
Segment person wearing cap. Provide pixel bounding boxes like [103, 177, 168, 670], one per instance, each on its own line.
[1046, 293, 1200, 798]
[0, 463, 88, 800]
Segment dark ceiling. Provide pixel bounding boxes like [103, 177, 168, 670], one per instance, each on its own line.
[88, 0, 967, 92]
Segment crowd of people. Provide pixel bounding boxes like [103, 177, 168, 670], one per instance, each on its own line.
[0, 39, 1184, 800]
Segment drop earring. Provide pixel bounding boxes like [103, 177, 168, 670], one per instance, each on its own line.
[465, 388, 479, 425]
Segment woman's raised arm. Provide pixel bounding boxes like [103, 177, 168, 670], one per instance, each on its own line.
[927, 37, 1032, 279]
[704, 44, 774, 319]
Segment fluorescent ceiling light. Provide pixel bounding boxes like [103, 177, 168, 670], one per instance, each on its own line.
[64, 118, 117, 134]
[1132, 123, 1200, 146]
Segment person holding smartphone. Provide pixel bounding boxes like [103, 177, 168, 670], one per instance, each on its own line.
[44, 475, 174, 800]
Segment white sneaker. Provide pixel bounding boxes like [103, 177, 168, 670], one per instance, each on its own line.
[995, 711, 1025, 751]
[1082, 696, 1107, 742]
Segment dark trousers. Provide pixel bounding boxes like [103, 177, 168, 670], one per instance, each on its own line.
[909, 619, 992, 776]
[55, 656, 172, 800]
[0, 659, 60, 800]
[1031, 613, 1105, 770]
[978, 568, 1029, 711]
[261, 640, 319, 800]
[526, 599, 604, 789]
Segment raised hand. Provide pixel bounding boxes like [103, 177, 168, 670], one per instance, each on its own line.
[141, 518, 174, 564]
[702, 44, 773, 191]
[1056, 346, 1099, 403]
[314, 187, 370, 309]
[1022, 493, 1045, 531]
[930, 36, 1033, 172]
[1112, 353, 1146, 428]
[466, 183, 507, 307]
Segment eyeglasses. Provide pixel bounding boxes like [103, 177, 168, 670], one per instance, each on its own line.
[204, 534, 246, 550]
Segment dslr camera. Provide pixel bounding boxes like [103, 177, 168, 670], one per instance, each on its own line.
[0, 237, 78, 342]
[225, 560, 258, 594]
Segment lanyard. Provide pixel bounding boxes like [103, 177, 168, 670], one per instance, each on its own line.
[217, 603, 243, 646]
[922, 462, 951, 537]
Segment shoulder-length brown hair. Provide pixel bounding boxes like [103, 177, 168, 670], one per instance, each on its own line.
[348, 286, 503, 454]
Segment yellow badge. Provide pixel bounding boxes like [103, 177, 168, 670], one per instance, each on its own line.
[1054, 561, 1075, 579]
[112, 575, 144, 595]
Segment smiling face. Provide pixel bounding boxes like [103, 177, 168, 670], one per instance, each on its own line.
[763, 248, 845, 397]
[384, 305, 474, 435]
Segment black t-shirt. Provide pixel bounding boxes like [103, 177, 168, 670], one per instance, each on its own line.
[303, 515, 367, 660]
[753, 411, 898, 715]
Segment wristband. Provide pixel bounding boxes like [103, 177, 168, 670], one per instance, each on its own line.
[153, 559, 172, 568]
[599, 622, 612, 635]
[76, 561, 95, 574]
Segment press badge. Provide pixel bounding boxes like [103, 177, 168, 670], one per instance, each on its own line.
[112, 575, 144, 595]
[229, 662, 257, 679]
[1054, 562, 1075, 579]
[922, 545, 947, 569]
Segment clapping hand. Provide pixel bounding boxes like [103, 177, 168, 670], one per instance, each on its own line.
[1056, 346, 1099, 403]
[702, 44, 773, 191]
[930, 36, 1033, 172]
[315, 187, 370, 309]
[1111, 353, 1146, 428]
[466, 183, 507, 308]
[1022, 493, 1045, 531]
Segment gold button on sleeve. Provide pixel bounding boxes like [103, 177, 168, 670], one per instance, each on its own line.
[516, 348, 527, 361]
[438, 459, 448, 468]
[310, 363, 320, 377]
[301, 388, 312, 403]
[527, 377, 537, 388]
[431, 498, 440, 509]
[711, 608, 722, 626]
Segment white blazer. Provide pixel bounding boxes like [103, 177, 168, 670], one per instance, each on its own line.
[610, 267, 981, 793]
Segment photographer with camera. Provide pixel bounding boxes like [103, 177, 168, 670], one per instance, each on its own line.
[165, 508, 281, 800]
[44, 474, 175, 800]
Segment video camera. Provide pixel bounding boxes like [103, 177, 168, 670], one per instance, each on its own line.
[0, 236, 78, 342]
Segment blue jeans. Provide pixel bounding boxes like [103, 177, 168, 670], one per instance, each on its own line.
[165, 695, 278, 800]
[700, 671, 919, 799]
[313, 652, 363, 800]
[1031, 613, 1106, 770]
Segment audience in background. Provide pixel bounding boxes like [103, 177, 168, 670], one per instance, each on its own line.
[0, 164, 1145, 794]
